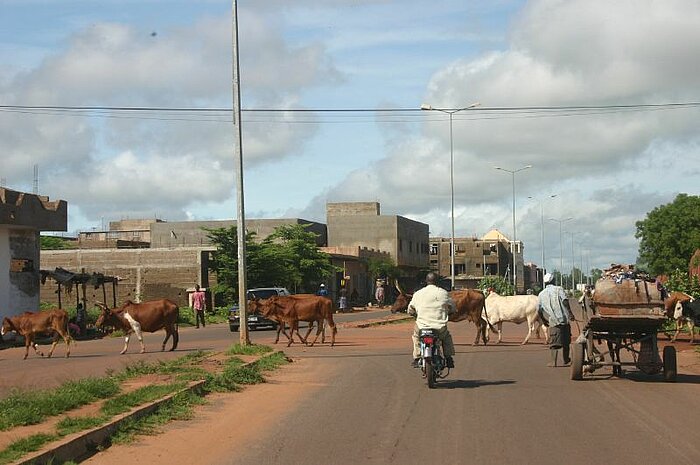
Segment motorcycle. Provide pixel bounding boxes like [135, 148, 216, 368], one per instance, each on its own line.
[418, 328, 449, 388]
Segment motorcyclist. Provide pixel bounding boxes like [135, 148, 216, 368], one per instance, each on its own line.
[407, 272, 456, 368]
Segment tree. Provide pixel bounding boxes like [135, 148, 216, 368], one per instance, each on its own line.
[267, 224, 336, 293]
[636, 194, 700, 275]
[206, 224, 335, 302]
[478, 275, 514, 295]
[367, 257, 400, 282]
[665, 269, 700, 298]
[40, 236, 75, 250]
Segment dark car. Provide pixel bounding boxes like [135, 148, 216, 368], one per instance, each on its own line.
[228, 287, 291, 332]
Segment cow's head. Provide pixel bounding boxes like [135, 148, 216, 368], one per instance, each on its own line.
[1, 317, 13, 336]
[247, 297, 264, 315]
[94, 302, 115, 328]
[390, 293, 412, 314]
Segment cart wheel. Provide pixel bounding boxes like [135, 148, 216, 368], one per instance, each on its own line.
[570, 343, 584, 381]
[663, 345, 677, 382]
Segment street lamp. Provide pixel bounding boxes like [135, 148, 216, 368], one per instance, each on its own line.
[567, 231, 582, 291]
[548, 217, 573, 287]
[420, 102, 480, 289]
[528, 194, 557, 289]
[494, 165, 532, 294]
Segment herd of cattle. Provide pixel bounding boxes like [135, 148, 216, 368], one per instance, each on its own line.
[1, 285, 698, 360]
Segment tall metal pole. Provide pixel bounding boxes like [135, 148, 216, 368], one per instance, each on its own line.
[449, 112, 455, 290]
[420, 102, 480, 290]
[549, 217, 572, 287]
[511, 171, 516, 293]
[540, 202, 545, 287]
[495, 165, 531, 294]
[232, 0, 249, 345]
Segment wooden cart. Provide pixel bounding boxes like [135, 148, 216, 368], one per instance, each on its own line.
[570, 278, 677, 382]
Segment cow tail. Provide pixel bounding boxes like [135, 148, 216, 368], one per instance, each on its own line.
[481, 300, 497, 333]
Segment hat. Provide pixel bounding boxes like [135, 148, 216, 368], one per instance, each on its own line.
[320, 284, 325, 287]
[543, 273, 554, 284]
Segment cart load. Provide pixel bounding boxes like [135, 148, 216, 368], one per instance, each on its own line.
[571, 264, 676, 382]
[592, 263, 664, 316]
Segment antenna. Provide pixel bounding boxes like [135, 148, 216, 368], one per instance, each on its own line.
[33, 164, 39, 194]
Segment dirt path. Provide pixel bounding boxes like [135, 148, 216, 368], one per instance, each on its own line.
[81, 356, 339, 465]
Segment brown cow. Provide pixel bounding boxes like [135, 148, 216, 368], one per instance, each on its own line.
[258, 294, 327, 345]
[391, 289, 489, 346]
[96, 300, 179, 354]
[251, 295, 337, 347]
[1, 309, 72, 359]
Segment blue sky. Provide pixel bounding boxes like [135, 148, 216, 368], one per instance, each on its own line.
[1, 0, 699, 274]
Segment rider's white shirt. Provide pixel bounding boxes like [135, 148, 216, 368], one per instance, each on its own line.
[408, 284, 455, 329]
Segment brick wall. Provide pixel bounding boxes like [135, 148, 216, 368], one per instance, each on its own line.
[40, 247, 213, 309]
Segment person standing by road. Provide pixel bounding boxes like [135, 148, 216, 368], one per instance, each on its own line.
[317, 284, 329, 297]
[192, 284, 206, 329]
[407, 272, 456, 369]
[538, 273, 576, 367]
[338, 286, 349, 313]
[375, 284, 385, 307]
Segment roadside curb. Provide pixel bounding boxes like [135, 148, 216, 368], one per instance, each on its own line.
[14, 379, 206, 465]
[12, 352, 280, 465]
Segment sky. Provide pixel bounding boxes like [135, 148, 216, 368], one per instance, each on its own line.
[1, 0, 699, 275]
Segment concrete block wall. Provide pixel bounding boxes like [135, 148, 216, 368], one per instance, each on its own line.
[40, 247, 212, 309]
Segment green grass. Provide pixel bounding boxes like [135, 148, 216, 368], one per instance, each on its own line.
[225, 343, 273, 356]
[0, 378, 120, 431]
[252, 352, 289, 372]
[56, 415, 106, 436]
[0, 433, 57, 465]
[110, 391, 205, 445]
[101, 383, 185, 417]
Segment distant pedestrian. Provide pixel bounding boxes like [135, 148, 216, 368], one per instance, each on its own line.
[192, 284, 206, 328]
[339, 286, 349, 313]
[317, 284, 329, 297]
[578, 286, 596, 321]
[75, 301, 87, 336]
[375, 285, 385, 307]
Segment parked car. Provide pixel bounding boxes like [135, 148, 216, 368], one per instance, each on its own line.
[228, 287, 291, 332]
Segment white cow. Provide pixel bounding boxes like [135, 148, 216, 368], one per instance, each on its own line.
[482, 291, 546, 345]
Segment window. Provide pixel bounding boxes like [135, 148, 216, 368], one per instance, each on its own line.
[399, 240, 403, 252]
[430, 243, 438, 255]
[409, 241, 413, 253]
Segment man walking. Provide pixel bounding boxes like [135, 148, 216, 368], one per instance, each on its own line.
[538, 273, 575, 366]
[192, 284, 206, 328]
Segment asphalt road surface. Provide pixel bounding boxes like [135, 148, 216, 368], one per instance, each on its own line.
[4, 307, 700, 465]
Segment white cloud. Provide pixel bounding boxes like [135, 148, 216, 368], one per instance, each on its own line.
[300, 0, 700, 271]
[1, 9, 340, 220]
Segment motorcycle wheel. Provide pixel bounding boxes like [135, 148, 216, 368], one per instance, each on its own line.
[425, 357, 436, 388]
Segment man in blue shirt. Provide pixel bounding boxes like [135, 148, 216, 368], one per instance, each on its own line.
[538, 273, 576, 367]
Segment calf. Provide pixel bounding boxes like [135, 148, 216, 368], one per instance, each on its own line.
[664, 291, 695, 343]
[1, 309, 72, 359]
[96, 299, 179, 354]
[673, 299, 698, 343]
[483, 291, 544, 345]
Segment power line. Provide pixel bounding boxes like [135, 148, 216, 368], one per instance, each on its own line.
[0, 102, 698, 124]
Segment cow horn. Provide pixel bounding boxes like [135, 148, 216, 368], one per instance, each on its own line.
[395, 280, 405, 295]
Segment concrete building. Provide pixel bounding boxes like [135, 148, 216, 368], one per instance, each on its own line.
[149, 219, 327, 248]
[429, 229, 528, 292]
[1, 188, 67, 319]
[78, 219, 160, 248]
[326, 202, 429, 273]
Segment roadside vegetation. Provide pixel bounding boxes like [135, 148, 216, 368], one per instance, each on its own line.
[0, 344, 288, 464]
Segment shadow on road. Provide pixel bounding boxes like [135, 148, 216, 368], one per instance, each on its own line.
[438, 379, 517, 389]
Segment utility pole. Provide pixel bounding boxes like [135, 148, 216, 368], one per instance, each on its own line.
[232, 0, 249, 345]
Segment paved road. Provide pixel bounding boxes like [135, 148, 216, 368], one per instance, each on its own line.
[227, 322, 700, 465]
[5, 306, 700, 465]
